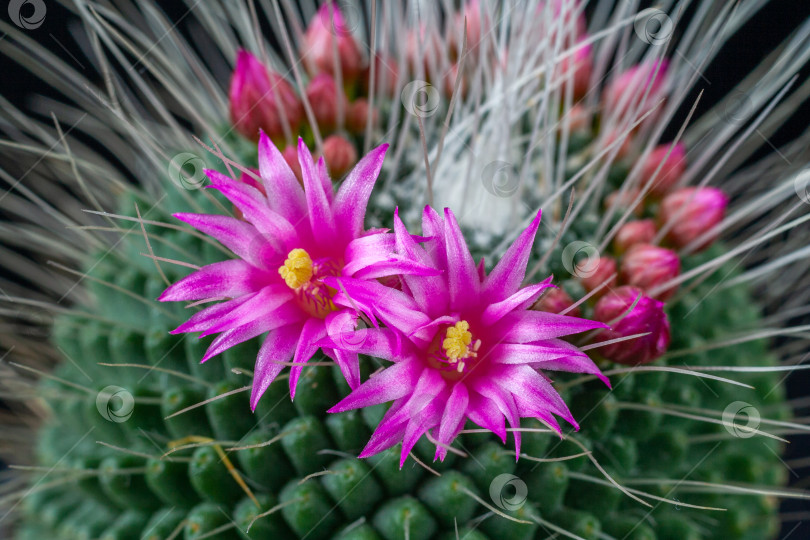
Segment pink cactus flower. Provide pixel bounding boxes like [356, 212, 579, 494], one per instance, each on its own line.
[323, 208, 609, 466]
[160, 134, 436, 408]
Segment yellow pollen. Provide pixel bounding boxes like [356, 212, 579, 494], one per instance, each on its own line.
[279, 248, 314, 289]
[443, 321, 473, 361]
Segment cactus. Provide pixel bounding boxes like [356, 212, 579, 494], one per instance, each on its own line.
[2, 2, 809, 540]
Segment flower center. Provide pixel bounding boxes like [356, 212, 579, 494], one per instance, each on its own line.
[278, 248, 340, 318]
[279, 248, 314, 289]
[430, 320, 481, 375]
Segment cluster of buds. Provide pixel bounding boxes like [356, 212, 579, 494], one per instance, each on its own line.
[228, 3, 378, 178]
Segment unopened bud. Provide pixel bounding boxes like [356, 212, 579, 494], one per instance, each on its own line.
[322, 134, 358, 178]
[641, 143, 686, 197]
[620, 244, 680, 301]
[659, 187, 729, 252]
[229, 50, 301, 141]
[303, 2, 364, 81]
[614, 219, 657, 254]
[593, 285, 670, 365]
[579, 256, 617, 295]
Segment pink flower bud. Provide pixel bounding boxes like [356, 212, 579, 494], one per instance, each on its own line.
[281, 145, 303, 183]
[362, 54, 400, 96]
[579, 256, 617, 295]
[557, 41, 592, 99]
[346, 99, 377, 134]
[604, 60, 669, 123]
[306, 73, 347, 132]
[303, 2, 364, 81]
[406, 25, 443, 78]
[593, 285, 670, 365]
[620, 244, 680, 301]
[641, 143, 686, 197]
[659, 187, 729, 252]
[322, 134, 358, 178]
[614, 219, 657, 254]
[605, 188, 643, 216]
[451, 0, 488, 57]
[229, 50, 302, 141]
[534, 287, 580, 316]
[536, 0, 587, 42]
[601, 131, 633, 160]
[566, 104, 592, 132]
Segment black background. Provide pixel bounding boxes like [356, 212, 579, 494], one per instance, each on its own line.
[1, 1, 809, 538]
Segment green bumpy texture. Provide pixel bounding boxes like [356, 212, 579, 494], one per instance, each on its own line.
[16, 184, 790, 540]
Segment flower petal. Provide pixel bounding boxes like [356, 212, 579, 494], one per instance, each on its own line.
[289, 318, 328, 399]
[207, 169, 297, 247]
[297, 138, 336, 243]
[257, 131, 307, 220]
[328, 357, 422, 413]
[443, 208, 480, 309]
[333, 143, 388, 242]
[435, 382, 469, 461]
[174, 213, 265, 266]
[480, 278, 554, 326]
[250, 323, 302, 410]
[495, 310, 608, 342]
[466, 392, 506, 443]
[483, 211, 541, 302]
[159, 260, 272, 302]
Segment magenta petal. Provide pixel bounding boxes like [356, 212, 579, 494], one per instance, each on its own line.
[159, 260, 272, 302]
[472, 377, 522, 456]
[289, 318, 328, 399]
[496, 311, 608, 342]
[435, 383, 469, 461]
[421, 206, 447, 270]
[351, 257, 442, 280]
[394, 210, 448, 316]
[207, 170, 297, 247]
[488, 342, 584, 365]
[443, 208, 480, 309]
[326, 277, 431, 338]
[174, 213, 264, 266]
[333, 143, 389, 242]
[199, 285, 292, 336]
[201, 315, 283, 362]
[257, 131, 307, 220]
[297, 139, 336, 242]
[480, 278, 554, 325]
[172, 295, 254, 334]
[400, 398, 442, 468]
[343, 233, 396, 276]
[358, 407, 407, 460]
[466, 392, 506, 443]
[498, 365, 577, 429]
[250, 323, 302, 410]
[319, 327, 403, 362]
[328, 357, 422, 413]
[484, 211, 542, 302]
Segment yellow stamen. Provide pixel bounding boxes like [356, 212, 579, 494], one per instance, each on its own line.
[443, 320, 473, 360]
[279, 248, 313, 289]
